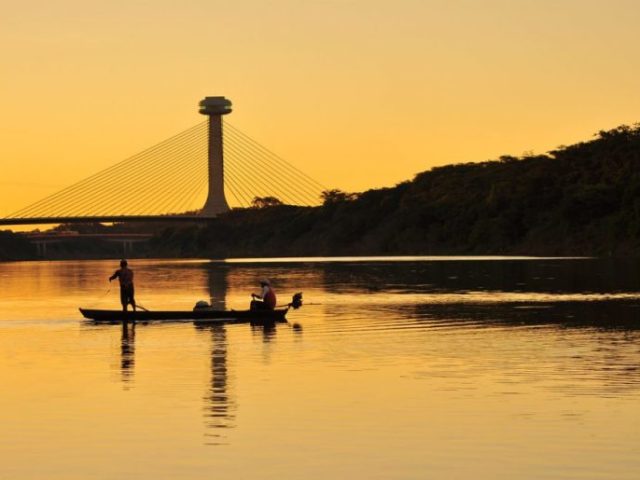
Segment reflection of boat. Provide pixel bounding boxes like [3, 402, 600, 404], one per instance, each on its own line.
[79, 307, 290, 323]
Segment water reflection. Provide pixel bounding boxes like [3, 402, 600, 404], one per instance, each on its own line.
[251, 322, 278, 343]
[206, 264, 228, 311]
[201, 325, 234, 445]
[201, 265, 234, 445]
[398, 300, 640, 399]
[412, 300, 640, 330]
[120, 322, 135, 384]
[317, 258, 640, 295]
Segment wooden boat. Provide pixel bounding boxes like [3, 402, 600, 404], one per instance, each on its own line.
[79, 307, 290, 323]
[80, 292, 303, 324]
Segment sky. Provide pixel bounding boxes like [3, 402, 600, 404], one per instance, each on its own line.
[2, 0, 640, 215]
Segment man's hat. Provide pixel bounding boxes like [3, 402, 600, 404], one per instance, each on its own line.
[260, 278, 270, 286]
[120, 259, 128, 267]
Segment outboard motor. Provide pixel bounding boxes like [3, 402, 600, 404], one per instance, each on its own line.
[289, 292, 303, 310]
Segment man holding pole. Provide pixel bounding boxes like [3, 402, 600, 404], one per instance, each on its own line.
[109, 259, 136, 312]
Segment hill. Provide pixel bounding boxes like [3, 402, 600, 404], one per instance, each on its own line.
[148, 124, 640, 257]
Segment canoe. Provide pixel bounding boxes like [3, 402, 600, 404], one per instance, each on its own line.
[79, 307, 289, 323]
[80, 292, 303, 324]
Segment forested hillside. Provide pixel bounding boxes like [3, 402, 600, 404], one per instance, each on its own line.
[149, 125, 640, 257]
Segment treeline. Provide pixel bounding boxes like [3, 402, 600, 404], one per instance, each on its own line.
[148, 124, 640, 257]
[0, 231, 36, 260]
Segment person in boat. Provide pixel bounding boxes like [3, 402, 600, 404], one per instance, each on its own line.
[250, 278, 277, 311]
[109, 259, 136, 312]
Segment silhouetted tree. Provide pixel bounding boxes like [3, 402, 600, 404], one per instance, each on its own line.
[321, 189, 358, 205]
[251, 196, 283, 208]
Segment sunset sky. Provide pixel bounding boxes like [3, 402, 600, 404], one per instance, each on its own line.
[2, 0, 640, 215]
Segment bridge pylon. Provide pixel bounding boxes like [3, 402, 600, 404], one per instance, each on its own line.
[199, 96, 232, 217]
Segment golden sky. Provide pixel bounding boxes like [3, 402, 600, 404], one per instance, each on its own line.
[2, 0, 640, 215]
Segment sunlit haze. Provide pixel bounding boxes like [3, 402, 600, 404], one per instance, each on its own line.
[2, 0, 640, 215]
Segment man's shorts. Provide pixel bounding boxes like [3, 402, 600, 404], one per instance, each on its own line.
[120, 285, 135, 306]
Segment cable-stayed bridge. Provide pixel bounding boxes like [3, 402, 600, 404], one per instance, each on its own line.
[0, 96, 325, 227]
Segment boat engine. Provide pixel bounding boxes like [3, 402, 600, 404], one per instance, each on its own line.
[289, 292, 303, 310]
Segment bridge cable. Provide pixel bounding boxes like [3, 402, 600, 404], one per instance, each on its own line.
[224, 138, 316, 205]
[223, 174, 249, 208]
[11, 122, 206, 217]
[120, 132, 207, 215]
[223, 128, 321, 204]
[226, 152, 307, 206]
[74, 125, 206, 216]
[176, 168, 209, 214]
[222, 166, 254, 208]
[223, 150, 293, 205]
[76, 125, 207, 216]
[151, 144, 208, 215]
[223, 165, 255, 207]
[8, 121, 207, 218]
[224, 121, 327, 195]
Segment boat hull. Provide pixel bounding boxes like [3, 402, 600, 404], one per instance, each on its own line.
[79, 307, 289, 323]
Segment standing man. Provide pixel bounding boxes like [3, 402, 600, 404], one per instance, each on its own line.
[109, 259, 136, 312]
[250, 278, 276, 311]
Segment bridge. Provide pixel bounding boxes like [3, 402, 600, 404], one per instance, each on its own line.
[0, 96, 325, 227]
[26, 232, 154, 256]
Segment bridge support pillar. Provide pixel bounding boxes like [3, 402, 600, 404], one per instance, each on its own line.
[111, 239, 135, 256]
[199, 97, 232, 217]
[34, 241, 47, 257]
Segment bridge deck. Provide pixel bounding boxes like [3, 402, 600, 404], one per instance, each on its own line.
[0, 216, 214, 227]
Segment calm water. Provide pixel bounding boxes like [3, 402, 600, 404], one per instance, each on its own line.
[1, 257, 639, 479]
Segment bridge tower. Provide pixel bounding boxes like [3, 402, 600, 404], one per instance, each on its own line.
[199, 96, 232, 216]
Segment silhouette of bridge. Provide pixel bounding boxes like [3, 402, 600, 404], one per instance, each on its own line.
[26, 232, 153, 256]
[0, 96, 325, 227]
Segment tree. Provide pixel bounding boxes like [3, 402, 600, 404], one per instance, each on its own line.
[251, 196, 283, 208]
[320, 189, 358, 205]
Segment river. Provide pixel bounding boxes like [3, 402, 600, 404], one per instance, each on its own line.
[0, 257, 639, 479]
